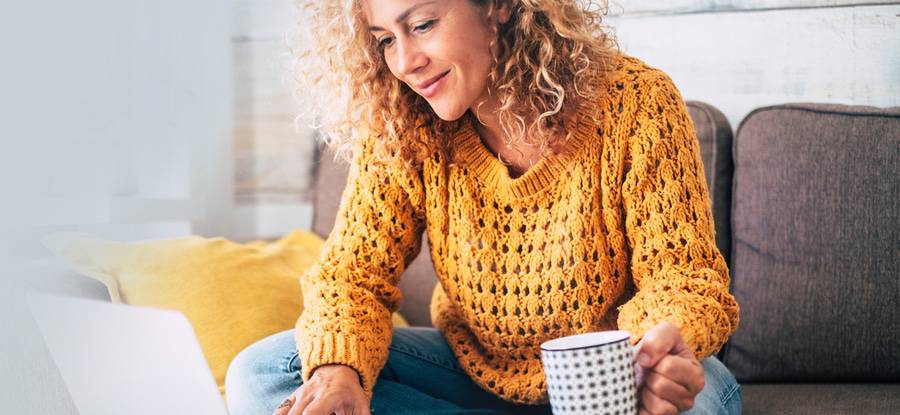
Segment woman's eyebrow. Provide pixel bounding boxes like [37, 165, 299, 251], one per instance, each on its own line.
[368, 1, 438, 32]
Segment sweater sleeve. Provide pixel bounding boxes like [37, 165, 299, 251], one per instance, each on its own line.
[616, 72, 740, 359]
[294, 137, 426, 400]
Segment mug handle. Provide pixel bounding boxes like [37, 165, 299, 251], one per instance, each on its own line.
[630, 344, 642, 361]
[629, 342, 646, 389]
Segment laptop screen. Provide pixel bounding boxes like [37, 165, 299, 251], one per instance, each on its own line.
[26, 293, 228, 415]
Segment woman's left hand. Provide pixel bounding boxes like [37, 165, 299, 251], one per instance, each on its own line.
[633, 322, 705, 415]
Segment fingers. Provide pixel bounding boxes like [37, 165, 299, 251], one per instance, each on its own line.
[272, 396, 294, 415]
[652, 355, 705, 396]
[282, 386, 371, 415]
[635, 322, 682, 368]
[337, 402, 372, 415]
[638, 355, 704, 413]
[638, 386, 680, 415]
[301, 400, 332, 415]
[278, 363, 371, 415]
[643, 370, 696, 412]
[292, 398, 371, 415]
[287, 390, 314, 415]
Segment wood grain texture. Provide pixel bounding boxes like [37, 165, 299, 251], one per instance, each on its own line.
[609, 0, 900, 16]
[232, 0, 297, 41]
[233, 0, 316, 206]
[233, 38, 316, 203]
[606, 4, 900, 129]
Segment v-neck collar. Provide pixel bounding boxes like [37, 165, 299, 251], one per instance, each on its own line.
[450, 100, 596, 199]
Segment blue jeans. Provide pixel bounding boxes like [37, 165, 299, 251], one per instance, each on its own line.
[226, 327, 742, 415]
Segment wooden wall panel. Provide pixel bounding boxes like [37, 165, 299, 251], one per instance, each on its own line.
[232, 0, 316, 214]
[609, 0, 900, 15]
[606, 4, 900, 128]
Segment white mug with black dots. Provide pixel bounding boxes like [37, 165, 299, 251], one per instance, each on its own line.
[540, 330, 641, 415]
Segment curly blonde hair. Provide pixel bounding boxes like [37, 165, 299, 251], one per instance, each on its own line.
[289, 0, 619, 172]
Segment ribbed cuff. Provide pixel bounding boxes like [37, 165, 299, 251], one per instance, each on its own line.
[296, 331, 376, 401]
[617, 290, 737, 360]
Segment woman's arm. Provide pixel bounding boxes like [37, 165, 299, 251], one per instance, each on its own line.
[295, 136, 426, 401]
[616, 71, 740, 360]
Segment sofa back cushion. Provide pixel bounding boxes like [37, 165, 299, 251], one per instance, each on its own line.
[686, 101, 735, 267]
[311, 146, 437, 327]
[723, 103, 900, 381]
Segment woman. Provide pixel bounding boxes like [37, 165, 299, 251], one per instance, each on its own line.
[226, 0, 742, 414]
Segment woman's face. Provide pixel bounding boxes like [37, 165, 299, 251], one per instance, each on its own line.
[364, 0, 509, 121]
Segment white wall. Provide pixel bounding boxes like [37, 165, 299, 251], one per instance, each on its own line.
[0, 0, 236, 407]
[606, 0, 900, 128]
[0, 0, 234, 276]
[1, 0, 234, 255]
[1, 1, 234, 411]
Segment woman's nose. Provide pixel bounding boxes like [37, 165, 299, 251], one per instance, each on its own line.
[394, 39, 427, 76]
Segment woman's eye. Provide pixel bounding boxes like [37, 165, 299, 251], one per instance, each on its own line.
[377, 20, 435, 50]
[378, 37, 394, 48]
[413, 20, 435, 32]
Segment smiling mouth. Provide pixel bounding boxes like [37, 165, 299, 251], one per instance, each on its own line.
[418, 70, 450, 90]
[417, 70, 450, 98]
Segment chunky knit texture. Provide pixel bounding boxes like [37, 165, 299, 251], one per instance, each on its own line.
[295, 54, 740, 405]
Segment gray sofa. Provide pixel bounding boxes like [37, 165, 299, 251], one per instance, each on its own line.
[311, 102, 900, 414]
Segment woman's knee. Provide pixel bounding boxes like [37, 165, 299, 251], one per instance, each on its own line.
[225, 329, 302, 415]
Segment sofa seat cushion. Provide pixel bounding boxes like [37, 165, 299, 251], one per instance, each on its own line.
[742, 383, 900, 414]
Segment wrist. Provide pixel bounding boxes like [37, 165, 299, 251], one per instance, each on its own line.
[312, 364, 363, 386]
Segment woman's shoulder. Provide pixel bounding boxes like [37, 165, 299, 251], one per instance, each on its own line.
[599, 53, 677, 88]
[584, 53, 685, 119]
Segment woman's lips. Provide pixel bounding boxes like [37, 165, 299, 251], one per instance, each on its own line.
[418, 70, 449, 98]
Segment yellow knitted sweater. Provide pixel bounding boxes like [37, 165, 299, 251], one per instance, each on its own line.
[295, 54, 740, 405]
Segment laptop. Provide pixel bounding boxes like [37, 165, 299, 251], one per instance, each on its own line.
[26, 292, 229, 415]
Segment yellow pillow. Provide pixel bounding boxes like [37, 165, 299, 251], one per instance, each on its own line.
[40, 230, 409, 398]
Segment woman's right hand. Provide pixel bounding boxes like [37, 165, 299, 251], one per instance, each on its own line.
[273, 364, 371, 415]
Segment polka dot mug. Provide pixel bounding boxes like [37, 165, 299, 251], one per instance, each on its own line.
[540, 330, 640, 415]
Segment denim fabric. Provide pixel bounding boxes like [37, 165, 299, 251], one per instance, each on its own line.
[683, 355, 742, 415]
[226, 328, 741, 415]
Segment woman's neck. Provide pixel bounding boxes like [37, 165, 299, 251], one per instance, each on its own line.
[469, 102, 552, 176]
[470, 103, 563, 155]
[470, 108, 505, 147]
